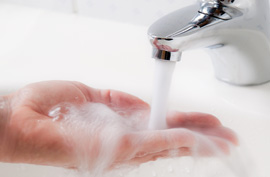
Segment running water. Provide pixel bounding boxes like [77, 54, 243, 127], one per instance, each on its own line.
[148, 59, 176, 130]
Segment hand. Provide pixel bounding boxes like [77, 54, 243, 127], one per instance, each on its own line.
[0, 81, 237, 170]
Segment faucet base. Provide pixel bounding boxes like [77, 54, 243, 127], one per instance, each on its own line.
[207, 30, 270, 86]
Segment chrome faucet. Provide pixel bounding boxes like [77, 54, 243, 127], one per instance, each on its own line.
[148, 0, 270, 86]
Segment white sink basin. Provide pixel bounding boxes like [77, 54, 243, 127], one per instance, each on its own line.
[0, 3, 270, 177]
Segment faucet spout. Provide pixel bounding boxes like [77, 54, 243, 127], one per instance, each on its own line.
[148, 0, 270, 86]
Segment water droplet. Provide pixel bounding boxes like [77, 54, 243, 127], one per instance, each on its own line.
[53, 115, 60, 122]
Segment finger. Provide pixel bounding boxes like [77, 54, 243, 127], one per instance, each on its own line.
[114, 129, 194, 164]
[131, 129, 195, 155]
[117, 135, 231, 166]
[166, 111, 237, 145]
[167, 111, 222, 128]
[126, 136, 231, 166]
[99, 89, 150, 115]
[112, 148, 191, 167]
[134, 129, 232, 157]
[72, 82, 150, 115]
[113, 130, 233, 168]
[193, 136, 231, 156]
[190, 126, 238, 146]
[129, 148, 191, 166]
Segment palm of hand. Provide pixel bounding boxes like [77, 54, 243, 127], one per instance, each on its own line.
[6, 81, 150, 167]
[4, 81, 237, 170]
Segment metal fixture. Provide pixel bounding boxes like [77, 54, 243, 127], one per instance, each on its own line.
[148, 0, 270, 85]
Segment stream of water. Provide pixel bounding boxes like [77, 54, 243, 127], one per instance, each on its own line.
[148, 59, 176, 130]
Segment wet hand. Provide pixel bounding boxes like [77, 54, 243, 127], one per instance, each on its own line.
[0, 81, 237, 170]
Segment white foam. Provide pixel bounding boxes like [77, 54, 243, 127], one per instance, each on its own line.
[47, 102, 252, 177]
[49, 102, 148, 176]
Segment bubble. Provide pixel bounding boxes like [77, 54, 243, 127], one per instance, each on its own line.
[52, 115, 60, 122]
[48, 106, 61, 117]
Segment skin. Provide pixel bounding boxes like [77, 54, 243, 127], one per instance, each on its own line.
[0, 81, 238, 169]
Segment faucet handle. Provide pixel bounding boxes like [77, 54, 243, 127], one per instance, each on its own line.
[199, 0, 236, 5]
[199, 0, 242, 20]
[219, 0, 235, 4]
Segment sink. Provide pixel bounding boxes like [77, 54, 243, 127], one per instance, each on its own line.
[0, 3, 270, 177]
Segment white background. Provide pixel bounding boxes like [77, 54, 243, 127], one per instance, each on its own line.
[0, 0, 196, 25]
